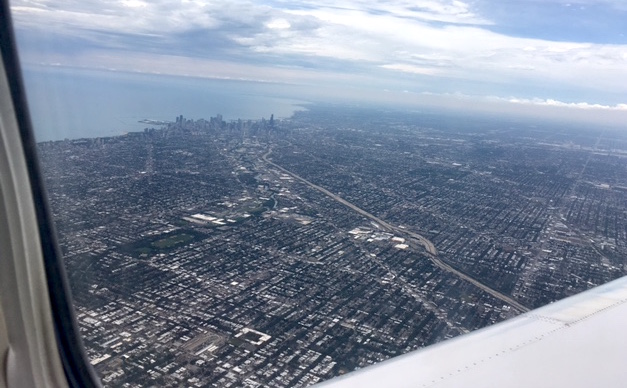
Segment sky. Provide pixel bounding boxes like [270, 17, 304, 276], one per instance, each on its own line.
[10, 0, 627, 125]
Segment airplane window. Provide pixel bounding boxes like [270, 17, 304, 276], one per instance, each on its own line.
[9, 0, 627, 386]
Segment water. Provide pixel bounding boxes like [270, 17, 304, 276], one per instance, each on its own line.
[22, 66, 309, 141]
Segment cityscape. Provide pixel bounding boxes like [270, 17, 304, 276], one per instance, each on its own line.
[38, 106, 627, 387]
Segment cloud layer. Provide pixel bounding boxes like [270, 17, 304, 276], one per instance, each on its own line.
[10, 0, 627, 116]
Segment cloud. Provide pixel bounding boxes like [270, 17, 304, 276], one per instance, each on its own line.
[9, 0, 627, 108]
[277, 0, 489, 24]
[507, 98, 627, 111]
[411, 91, 627, 111]
[381, 64, 439, 75]
[523, 0, 627, 11]
[12, 1, 220, 35]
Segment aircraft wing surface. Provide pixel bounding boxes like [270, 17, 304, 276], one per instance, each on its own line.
[316, 275, 627, 388]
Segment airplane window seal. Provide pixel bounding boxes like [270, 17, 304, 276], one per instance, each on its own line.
[0, 1, 101, 387]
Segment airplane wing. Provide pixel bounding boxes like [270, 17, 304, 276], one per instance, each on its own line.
[316, 275, 627, 388]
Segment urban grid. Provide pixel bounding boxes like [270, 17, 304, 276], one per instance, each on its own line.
[38, 106, 627, 387]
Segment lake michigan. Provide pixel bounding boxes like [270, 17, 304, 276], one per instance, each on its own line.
[22, 66, 309, 142]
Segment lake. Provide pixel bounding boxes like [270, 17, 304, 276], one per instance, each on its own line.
[22, 66, 310, 141]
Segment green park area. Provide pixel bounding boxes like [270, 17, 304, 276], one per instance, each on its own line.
[121, 231, 202, 258]
[151, 233, 194, 249]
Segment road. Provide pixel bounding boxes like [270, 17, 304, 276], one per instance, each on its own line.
[263, 150, 530, 313]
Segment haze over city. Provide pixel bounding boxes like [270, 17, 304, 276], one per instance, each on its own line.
[11, 0, 627, 127]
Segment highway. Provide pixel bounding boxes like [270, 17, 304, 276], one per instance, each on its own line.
[263, 150, 530, 314]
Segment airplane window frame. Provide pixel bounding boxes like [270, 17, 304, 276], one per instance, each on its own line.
[0, 2, 100, 387]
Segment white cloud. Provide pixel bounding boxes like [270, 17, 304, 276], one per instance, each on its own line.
[121, 0, 147, 8]
[266, 19, 291, 29]
[10, 0, 627, 107]
[381, 64, 439, 75]
[402, 91, 627, 112]
[524, 0, 627, 11]
[272, 6, 627, 94]
[508, 98, 627, 111]
[12, 1, 221, 37]
[280, 0, 489, 24]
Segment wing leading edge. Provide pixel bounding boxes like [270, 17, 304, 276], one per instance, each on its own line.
[316, 275, 627, 388]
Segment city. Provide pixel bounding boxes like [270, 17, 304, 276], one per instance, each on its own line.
[37, 106, 627, 387]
